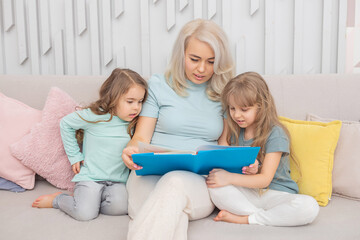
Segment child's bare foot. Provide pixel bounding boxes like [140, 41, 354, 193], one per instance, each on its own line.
[32, 192, 62, 208]
[214, 210, 249, 224]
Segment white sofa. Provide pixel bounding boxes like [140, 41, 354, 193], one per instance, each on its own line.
[1, 74, 360, 240]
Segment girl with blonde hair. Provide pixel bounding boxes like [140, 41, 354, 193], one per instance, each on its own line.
[207, 72, 319, 226]
[122, 19, 257, 239]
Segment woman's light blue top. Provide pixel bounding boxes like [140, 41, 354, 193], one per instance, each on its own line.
[239, 125, 299, 194]
[140, 74, 224, 151]
[60, 108, 130, 183]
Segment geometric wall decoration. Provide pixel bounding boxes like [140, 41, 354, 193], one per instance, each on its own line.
[0, 0, 358, 76]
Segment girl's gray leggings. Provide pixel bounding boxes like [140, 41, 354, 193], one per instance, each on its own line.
[53, 181, 127, 221]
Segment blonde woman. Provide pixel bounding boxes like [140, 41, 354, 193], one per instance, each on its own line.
[122, 19, 257, 239]
[207, 72, 319, 226]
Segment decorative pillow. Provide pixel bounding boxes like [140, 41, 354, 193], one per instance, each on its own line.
[0, 177, 25, 192]
[0, 92, 41, 189]
[10, 87, 77, 191]
[279, 116, 342, 206]
[307, 113, 360, 200]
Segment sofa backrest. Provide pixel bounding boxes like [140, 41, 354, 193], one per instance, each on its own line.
[264, 74, 360, 121]
[1, 74, 360, 121]
[0, 75, 106, 110]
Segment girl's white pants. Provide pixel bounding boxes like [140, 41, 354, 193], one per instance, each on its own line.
[208, 185, 319, 226]
[126, 170, 214, 240]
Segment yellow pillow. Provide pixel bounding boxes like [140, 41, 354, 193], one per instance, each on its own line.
[279, 116, 342, 206]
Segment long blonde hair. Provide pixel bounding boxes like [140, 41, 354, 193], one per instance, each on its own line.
[221, 72, 292, 165]
[165, 19, 234, 101]
[76, 68, 148, 142]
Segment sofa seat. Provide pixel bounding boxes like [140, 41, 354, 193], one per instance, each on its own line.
[1, 180, 359, 240]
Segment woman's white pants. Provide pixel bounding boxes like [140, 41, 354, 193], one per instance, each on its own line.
[126, 170, 215, 240]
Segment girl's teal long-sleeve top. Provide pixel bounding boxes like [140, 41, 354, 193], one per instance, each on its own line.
[60, 108, 130, 183]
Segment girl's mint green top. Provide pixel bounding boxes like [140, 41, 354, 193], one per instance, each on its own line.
[140, 74, 224, 151]
[60, 108, 130, 183]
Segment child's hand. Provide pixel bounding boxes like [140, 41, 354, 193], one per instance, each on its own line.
[122, 146, 143, 170]
[206, 169, 231, 188]
[242, 159, 259, 175]
[72, 160, 84, 174]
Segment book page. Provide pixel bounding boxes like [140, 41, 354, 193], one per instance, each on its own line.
[138, 142, 196, 154]
[195, 145, 247, 152]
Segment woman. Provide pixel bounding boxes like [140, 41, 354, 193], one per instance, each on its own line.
[122, 19, 256, 239]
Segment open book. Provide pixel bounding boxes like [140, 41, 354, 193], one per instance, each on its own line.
[132, 142, 260, 176]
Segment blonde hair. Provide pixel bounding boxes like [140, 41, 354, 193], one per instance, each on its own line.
[221, 72, 298, 170]
[76, 68, 148, 142]
[165, 19, 234, 101]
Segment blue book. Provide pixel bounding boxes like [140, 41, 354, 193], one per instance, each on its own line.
[132, 142, 260, 176]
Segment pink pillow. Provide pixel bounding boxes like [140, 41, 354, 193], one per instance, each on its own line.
[0, 92, 41, 189]
[11, 87, 77, 191]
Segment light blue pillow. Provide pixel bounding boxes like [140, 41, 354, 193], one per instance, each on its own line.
[0, 177, 25, 192]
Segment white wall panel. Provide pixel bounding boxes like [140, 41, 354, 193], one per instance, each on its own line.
[294, 0, 304, 74]
[0, 1, 5, 73]
[140, 0, 151, 77]
[250, 0, 260, 16]
[54, 30, 64, 75]
[208, 0, 216, 19]
[64, 0, 76, 75]
[76, 0, 87, 36]
[265, 0, 275, 74]
[3, 0, 14, 32]
[39, 0, 51, 75]
[166, 0, 175, 30]
[114, 0, 124, 18]
[353, 0, 360, 73]
[194, 0, 203, 19]
[322, 0, 332, 73]
[179, 0, 189, 12]
[89, 0, 100, 75]
[221, 0, 232, 38]
[303, 0, 323, 73]
[337, 0, 347, 73]
[39, 0, 51, 55]
[15, 0, 28, 65]
[235, 38, 246, 74]
[274, 0, 294, 74]
[116, 46, 126, 68]
[27, 0, 40, 74]
[0, 0, 357, 76]
[101, 0, 113, 66]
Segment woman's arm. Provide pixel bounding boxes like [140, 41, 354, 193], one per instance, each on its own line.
[206, 152, 281, 189]
[122, 116, 157, 170]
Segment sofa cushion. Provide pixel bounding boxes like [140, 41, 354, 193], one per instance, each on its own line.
[306, 113, 360, 200]
[279, 116, 342, 206]
[10, 88, 77, 191]
[0, 92, 41, 189]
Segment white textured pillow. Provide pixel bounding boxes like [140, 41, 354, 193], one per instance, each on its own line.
[307, 113, 360, 200]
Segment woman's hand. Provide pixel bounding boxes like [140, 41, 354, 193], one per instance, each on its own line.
[206, 169, 232, 188]
[122, 146, 143, 170]
[72, 160, 84, 174]
[241, 159, 259, 175]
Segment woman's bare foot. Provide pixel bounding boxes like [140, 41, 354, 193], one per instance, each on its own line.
[214, 210, 249, 224]
[32, 192, 62, 208]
